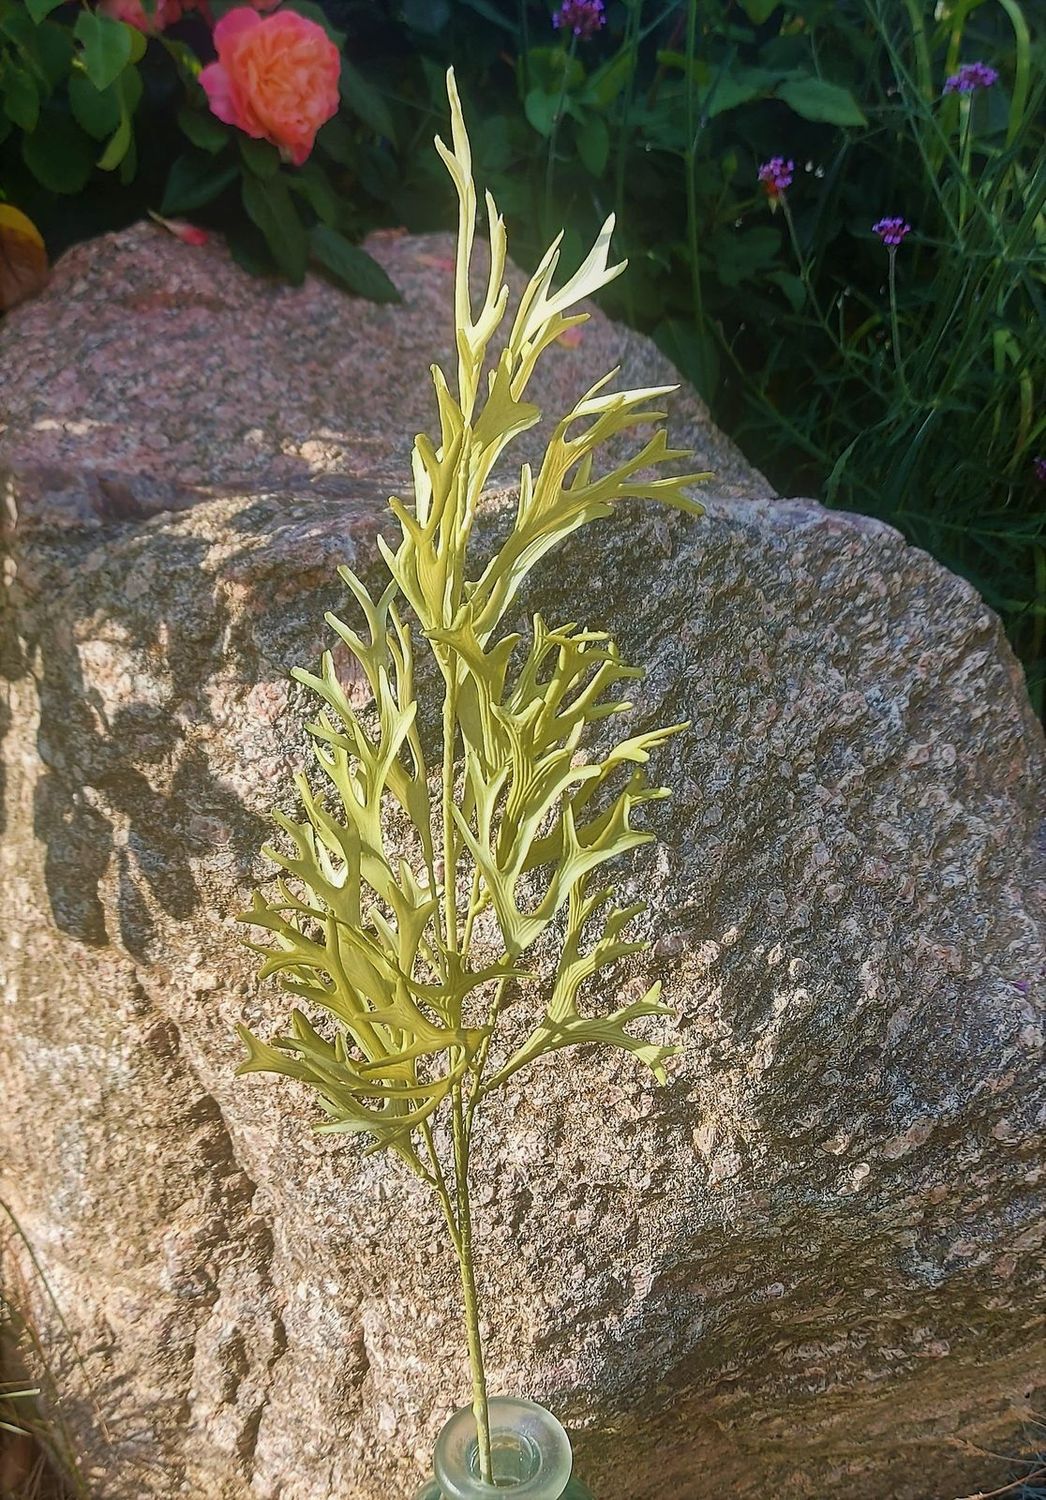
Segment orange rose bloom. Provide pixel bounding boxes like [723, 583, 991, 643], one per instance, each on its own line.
[200, 8, 341, 168]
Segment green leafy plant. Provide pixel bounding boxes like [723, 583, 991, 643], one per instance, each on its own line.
[714, 0, 1046, 714]
[0, 0, 398, 298]
[9, 2, 1041, 710]
[236, 66, 705, 1483]
[339, 0, 1042, 712]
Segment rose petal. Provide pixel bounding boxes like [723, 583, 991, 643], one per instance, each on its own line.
[198, 62, 240, 128]
[212, 6, 262, 46]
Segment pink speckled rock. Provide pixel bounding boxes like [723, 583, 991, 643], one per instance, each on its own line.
[1, 225, 1043, 1500]
[0, 221, 766, 532]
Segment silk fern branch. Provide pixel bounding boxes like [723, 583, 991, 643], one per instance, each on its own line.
[236, 68, 707, 1484]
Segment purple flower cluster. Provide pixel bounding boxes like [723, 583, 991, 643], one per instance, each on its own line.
[552, 0, 605, 40]
[757, 157, 794, 199]
[944, 60, 999, 94]
[1034, 456, 1046, 484]
[873, 216, 912, 248]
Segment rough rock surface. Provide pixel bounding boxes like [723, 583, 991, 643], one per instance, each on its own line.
[1, 224, 1044, 1500]
[0, 220, 761, 532]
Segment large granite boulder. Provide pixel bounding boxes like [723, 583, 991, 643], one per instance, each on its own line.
[1, 224, 1043, 1500]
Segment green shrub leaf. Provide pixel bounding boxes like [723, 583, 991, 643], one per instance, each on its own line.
[705, 69, 778, 116]
[524, 88, 559, 138]
[309, 224, 400, 302]
[355, 142, 399, 205]
[26, 0, 66, 19]
[224, 218, 275, 277]
[3, 68, 39, 133]
[96, 68, 140, 172]
[10, 17, 73, 89]
[73, 11, 133, 93]
[316, 116, 357, 167]
[528, 46, 584, 94]
[402, 0, 450, 33]
[460, 0, 516, 30]
[289, 163, 343, 227]
[69, 74, 122, 141]
[576, 113, 609, 176]
[29, 21, 73, 90]
[118, 131, 137, 184]
[767, 268, 806, 311]
[340, 59, 396, 142]
[239, 136, 280, 179]
[98, 108, 133, 171]
[21, 108, 94, 192]
[162, 151, 238, 214]
[740, 0, 780, 20]
[583, 50, 633, 109]
[776, 75, 867, 126]
[177, 106, 229, 154]
[242, 171, 308, 283]
[712, 224, 781, 286]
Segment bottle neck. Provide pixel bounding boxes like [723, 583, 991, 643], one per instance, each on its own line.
[433, 1397, 574, 1499]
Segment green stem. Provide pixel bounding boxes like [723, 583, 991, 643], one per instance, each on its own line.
[519, 0, 531, 94]
[451, 1084, 492, 1483]
[467, 977, 510, 1127]
[886, 247, 912, 400]
[778, 195, 856, 374]
[441, 673, 459, 955]
[544, 35, 578, 242]
[957, 95, 972, 234]
[421, 1119, 458, 1234]
[683, 0, 704, 338]
[997, 0, 1031, 148]
[900, 0, 933, 103]
[613, 0, 643, 324]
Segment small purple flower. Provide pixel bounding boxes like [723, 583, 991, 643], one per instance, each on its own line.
[1034, 456, 1046, 484]
[758, 157, 794, 200]
[552, 0, 605, 40]
[944, 61, 1000, 94]
[873, 216, 912, 248]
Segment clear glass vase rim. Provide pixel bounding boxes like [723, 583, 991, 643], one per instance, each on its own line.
[433, 1396, 573, 1499]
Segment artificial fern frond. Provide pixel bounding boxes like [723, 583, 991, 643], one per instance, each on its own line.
[237, 68, 707, 1174]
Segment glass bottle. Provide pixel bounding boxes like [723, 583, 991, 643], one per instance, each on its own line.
[414, 1397, 594, 1499]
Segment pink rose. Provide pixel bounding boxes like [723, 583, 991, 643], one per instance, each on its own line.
[199, 8, 341, 168]
[98, 0, 186, 32]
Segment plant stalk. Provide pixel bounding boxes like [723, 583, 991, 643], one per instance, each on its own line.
[441, 671, 460, 955]
[451, 1084, 492, 1484]
[544, 34, 578, 242]
[886, 247, 912, 401]
[683, 0, 704, 340]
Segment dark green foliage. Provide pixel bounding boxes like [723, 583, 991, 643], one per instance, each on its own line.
[1, 0, 1041, 705]
[0, 0, 395, 302]
[309, 0, 1045, 710]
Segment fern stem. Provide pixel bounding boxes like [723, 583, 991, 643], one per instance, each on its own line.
[451, 1083, 492, 1483]
[441, 672, 460, 955]
[421, 1120, 460, 1244]
[467, 977, 510, 1133]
